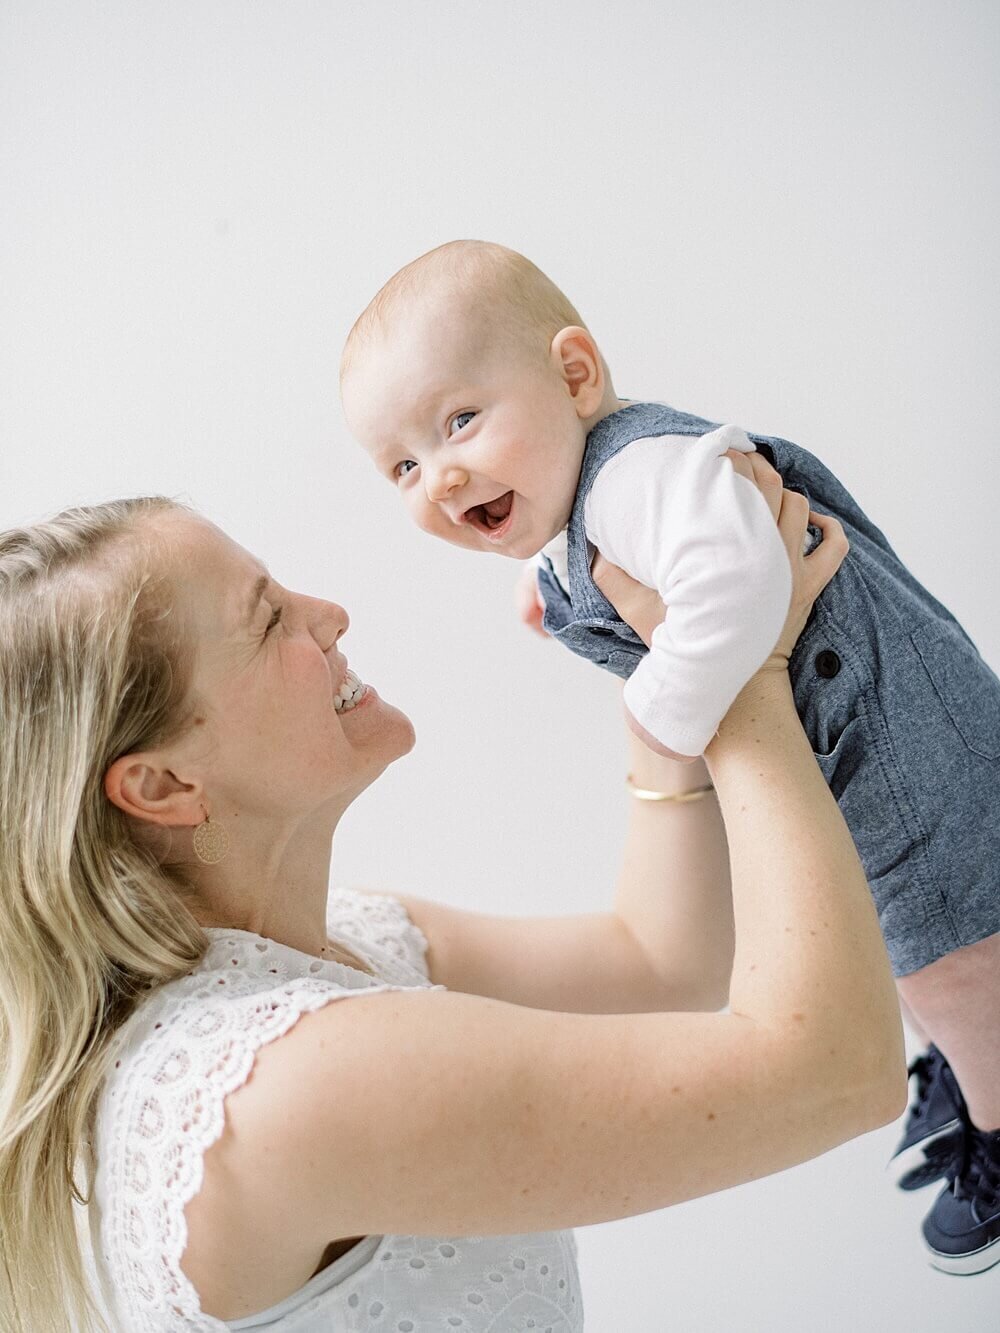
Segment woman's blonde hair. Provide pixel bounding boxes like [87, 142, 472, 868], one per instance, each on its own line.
[0, 497, 208, 1333]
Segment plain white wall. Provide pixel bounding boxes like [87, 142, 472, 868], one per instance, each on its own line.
[2, 2, 998, 1328]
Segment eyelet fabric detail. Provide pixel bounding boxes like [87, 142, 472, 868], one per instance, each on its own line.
[88, 889, 582, 1331]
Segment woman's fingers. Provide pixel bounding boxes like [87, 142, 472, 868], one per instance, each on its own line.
[591, 555, 665, 648]
[801, 510, 849, 597]
[766, 504, 849, 666]
[597, 451, 849, 668]
[774, 488, 811, 559]
[723, 448, 783, 521]
[723, 448, 755, 482]
[746, 452, 784, 520]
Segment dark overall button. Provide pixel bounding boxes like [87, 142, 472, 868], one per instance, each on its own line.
[591, 627, 615, 637]
[815, 649, 841, 679]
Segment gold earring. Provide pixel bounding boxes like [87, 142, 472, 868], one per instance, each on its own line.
[192, 814, 229, 865]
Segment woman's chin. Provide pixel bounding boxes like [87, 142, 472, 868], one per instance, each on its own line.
[368, 697, 417, 766]
[392, 711, 417, 759]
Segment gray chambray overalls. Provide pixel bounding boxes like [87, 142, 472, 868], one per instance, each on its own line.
[538, 402, 1000, 976]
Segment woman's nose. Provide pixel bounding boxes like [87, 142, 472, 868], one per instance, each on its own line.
[315, 599, 348, 644]
[424, 463, 469, 504]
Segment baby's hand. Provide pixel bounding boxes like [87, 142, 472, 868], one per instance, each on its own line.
[515, 563, 548, 638]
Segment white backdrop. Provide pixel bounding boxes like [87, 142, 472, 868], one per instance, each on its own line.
[2, 3, 998, 1329]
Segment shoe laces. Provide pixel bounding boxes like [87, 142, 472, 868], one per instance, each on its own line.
[951, 1127, 1000, 1211]
[906, 1047, 942, 1122]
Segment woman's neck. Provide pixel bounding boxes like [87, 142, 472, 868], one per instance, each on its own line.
[188, 817, 336, 960]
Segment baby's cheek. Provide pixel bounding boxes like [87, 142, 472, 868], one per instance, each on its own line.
[411, 499, 452, 542]
[407, 494, 433, 531]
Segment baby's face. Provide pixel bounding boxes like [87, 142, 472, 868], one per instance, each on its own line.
[343, 309, 587, 560]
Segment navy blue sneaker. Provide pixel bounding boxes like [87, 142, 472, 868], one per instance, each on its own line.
[888, 1046, 965, 1190]
[923, 1125, 1000, 1274]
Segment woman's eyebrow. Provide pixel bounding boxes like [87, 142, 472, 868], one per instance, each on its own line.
[245, 571, 271, 625]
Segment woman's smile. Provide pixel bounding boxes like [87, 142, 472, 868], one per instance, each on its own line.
[333, 667, 367, 713]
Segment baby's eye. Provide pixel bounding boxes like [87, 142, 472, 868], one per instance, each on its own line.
[448, 411, 478, 436]
[394, 459, 418, 480]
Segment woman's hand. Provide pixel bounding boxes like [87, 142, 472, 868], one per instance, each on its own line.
[592, 450, 849, 663]
[590, 553, 664, 649]
[734, 453, 848, 669]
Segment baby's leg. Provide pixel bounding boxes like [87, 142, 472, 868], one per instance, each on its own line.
[897, 929, 1000, 1131]
[897, 994, 929, 1046]
[897, 931, 1000, 1273]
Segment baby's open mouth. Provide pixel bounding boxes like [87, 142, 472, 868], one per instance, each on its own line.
[464, 490, 514, 536]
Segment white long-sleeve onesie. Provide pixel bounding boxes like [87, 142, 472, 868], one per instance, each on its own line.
[542, 424, 792, 757]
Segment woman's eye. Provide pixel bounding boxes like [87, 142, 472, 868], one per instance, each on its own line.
[449, 410, 477, 436]
[264, 606, 283, 636]
[394, 459, 417, 479]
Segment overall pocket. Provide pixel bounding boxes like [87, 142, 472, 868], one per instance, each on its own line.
[790, 614, 919, 905]
[813, 713, 866, 780]
[809, 701, 921, 912]
[911, 624, 1000, 761]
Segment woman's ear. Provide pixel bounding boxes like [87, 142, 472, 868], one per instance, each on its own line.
[549, 325, 605, 418]
[104, 753, 202, 828]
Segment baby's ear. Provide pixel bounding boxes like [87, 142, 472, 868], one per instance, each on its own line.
[550, 326, 604, 417]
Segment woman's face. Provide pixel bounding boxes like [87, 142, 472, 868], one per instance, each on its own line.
[159, 512, 414, 825]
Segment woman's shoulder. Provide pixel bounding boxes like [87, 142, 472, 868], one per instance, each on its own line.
[92, 896, 436, 1328]
[96, 891, 433, 1167]
[101, 887, 430, 1092]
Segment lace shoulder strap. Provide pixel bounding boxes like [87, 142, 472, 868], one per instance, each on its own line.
[93, 926, 436, 1331]
[326, 886, 431, 981]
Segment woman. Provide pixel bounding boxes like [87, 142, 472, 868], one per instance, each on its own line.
[0, 461, 904, 1332]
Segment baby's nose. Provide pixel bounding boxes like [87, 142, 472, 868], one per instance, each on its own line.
[425, 465, 468, 502]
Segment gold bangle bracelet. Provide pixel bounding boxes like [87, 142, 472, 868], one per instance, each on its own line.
[626, 774, 715, 803]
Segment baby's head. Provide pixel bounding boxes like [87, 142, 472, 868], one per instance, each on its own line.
[341, 240, 618, 559]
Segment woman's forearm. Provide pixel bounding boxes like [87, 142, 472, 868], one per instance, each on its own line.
[706, 669, 905, 1114]
[613, 720, 734, 1009]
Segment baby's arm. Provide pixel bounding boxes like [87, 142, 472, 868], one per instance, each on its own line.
[586, 425, 792, 759]
[514, 560, 547, 636]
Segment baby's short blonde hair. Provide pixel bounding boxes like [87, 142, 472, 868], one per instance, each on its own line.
[340, 239, 585, 382]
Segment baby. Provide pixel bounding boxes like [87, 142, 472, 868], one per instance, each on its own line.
[340, 240, 1000, 1273]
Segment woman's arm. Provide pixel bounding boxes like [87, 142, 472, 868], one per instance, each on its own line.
[610, 726, 732, 1009]
[213, 500, 907, 1246]
[388, 720, 732, 1014]
[380, 452, 780, 1014]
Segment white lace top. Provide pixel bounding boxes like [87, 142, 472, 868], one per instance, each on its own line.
[86, 888, 583, 1331]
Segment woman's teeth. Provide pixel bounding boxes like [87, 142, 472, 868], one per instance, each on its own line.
[334, 668, 365, 713]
